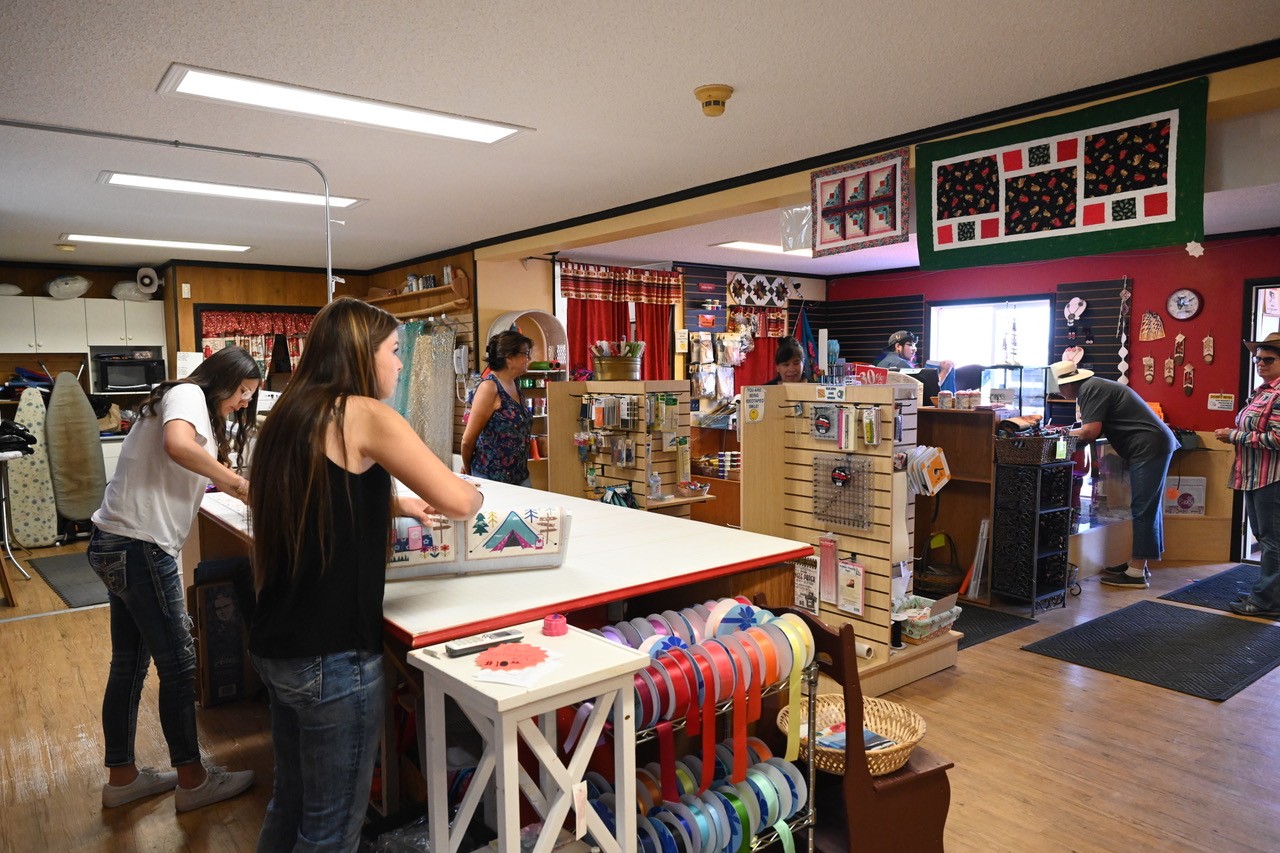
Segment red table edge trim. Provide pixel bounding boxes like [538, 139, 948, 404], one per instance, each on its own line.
[386, 546, 815, 649]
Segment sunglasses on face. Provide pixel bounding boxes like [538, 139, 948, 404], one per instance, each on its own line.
[1255, 357, 1278, 366]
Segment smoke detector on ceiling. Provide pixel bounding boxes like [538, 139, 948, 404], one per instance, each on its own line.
[694, 84, 734, 117]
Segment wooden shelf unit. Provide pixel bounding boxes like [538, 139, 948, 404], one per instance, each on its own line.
[915, 407, 999, 604]
[547, 380, 704, 518]
[690, 424, 741, 528]
[739, 382, 958, 695]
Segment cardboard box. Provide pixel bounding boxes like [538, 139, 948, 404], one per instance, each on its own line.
[1164, 475, 1206, 515]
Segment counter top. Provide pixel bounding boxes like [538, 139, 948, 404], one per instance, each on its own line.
[199, 479, 812, 649]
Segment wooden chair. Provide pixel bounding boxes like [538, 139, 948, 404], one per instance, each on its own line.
[775, 605, 953, 853]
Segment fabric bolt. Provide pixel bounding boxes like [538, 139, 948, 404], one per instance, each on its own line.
[469, 375, 531, 485]
[88, 528, 201, 768]
[390, 320, 422, 418]
[251, 650, 384, 853]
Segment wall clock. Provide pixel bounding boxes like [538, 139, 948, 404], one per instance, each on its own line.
[1166, 288, 1203, 321]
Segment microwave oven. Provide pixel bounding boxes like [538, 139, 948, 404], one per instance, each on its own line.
[95, 356, 166, 391]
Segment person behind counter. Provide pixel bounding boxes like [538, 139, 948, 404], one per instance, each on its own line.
[461, 329, 535, 485]
[89, 346, 260, 812]
[877, 330, 955, 391]
[765, 336, 806, 384]
[1052, 359, 1177, 588]
[1214, 333, 1280, 618]
[248, 297, 482, 851]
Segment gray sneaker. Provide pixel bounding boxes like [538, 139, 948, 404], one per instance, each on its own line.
[1100, 571, 1150, 589]
[102, 767, 178, 808]
[1103, 563, 1151, 580]
[175, 765, 254, 813]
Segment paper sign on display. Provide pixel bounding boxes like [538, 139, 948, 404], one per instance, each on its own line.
[837, 558, 865, 616]
[1207, 393, 1235, 411]
[792, 558, 819, 616]
[853, 363, 888, 385]
[675, 328, 689, 353]
[744, 386, 765, 423]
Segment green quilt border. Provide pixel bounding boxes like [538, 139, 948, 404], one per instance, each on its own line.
[915, 77, 1208, 271]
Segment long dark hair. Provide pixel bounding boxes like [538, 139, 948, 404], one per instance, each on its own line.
[250, 297, 400, 591]
[138, 347, 260, 468]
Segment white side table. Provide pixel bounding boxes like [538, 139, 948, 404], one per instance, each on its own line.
[409, 621, 647, 853]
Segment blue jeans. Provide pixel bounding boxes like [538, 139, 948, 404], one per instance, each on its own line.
[87, 528, 201, 768]
[252, 650, 384, 853]
[1245, 480, 1280, 611]
[1128, 453, 1172, 560]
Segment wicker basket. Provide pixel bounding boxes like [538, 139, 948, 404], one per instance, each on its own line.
[994, 434, 1078, 465]
[777, 694, 926, 777]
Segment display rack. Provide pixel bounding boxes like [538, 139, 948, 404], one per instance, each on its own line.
[547, 380, 710, 518]
[991, 461, 1073, 615]
[740, 382, 959, 697]
[690, 424, 741, 528]
[630, 662, 819, 853]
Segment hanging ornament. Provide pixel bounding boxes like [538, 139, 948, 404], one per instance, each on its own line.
[1083, 326, 1094, 345]
[1139, 310, 1166, 342]
[1173, 333, 1186, 365]
[1203, 333, 1215, 364]
[1116, 277, 1133, 385]
[1063, 346, 1085, 364]
[1164, 357, 1175, 385]
[1143, 355, 1155, 383]
[1183, 364, 1195, 397]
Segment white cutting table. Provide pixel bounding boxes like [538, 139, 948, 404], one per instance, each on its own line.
[199, 478, 813, 648]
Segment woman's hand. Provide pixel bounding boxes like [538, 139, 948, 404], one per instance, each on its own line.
[395, 496, 437, 524]
[1214, 428, 1234, 443]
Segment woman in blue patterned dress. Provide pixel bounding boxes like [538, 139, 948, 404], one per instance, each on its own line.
[462, 330, 534, 485]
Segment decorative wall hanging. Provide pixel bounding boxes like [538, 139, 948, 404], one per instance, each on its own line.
[1116, 276, 1133, 384]
[1183, 365, 1195, 396]
[811, 148, 910, 256]
[727, 272, 788, 307]
[1202, 333, 1214, 364]
[1143, 354, 1155, 383]
[1173, 333, 1186, 365]
[1139, 310, 1166, 341]
[915, 78, 1207, 270]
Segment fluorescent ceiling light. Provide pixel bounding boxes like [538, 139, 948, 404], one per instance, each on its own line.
[159, 64, 527, 144]
[102, 172, 363, 208]
[64, 233, 251, 252]
[714, 240, 813, 258]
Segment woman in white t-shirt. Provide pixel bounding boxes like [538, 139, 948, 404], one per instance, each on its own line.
[89, 346, 261, 813]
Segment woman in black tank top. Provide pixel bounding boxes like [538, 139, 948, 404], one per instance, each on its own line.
[248, 298, 482, 851]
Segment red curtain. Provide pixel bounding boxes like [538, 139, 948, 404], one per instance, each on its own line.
[736, 337, 779, 386]
[567, 299, 628, 374]
[200, 310, 314, 336]
[633, 302, 673, 380]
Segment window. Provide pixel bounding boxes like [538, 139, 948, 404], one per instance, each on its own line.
[929, 299, 1052, 366]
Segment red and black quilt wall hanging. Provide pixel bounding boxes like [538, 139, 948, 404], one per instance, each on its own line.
[914, 78, 1207, 270]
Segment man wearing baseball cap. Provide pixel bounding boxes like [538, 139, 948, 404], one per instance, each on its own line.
[1052, 360, 1177, 587]
[877, 330, 955, 391]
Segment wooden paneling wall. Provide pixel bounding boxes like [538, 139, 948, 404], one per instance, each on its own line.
[805, 294, 926, 366]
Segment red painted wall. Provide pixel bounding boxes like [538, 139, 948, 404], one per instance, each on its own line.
[828, 234, 1280, 431]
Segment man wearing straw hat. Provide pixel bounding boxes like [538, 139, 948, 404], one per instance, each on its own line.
[1051, 360, 1177, 588]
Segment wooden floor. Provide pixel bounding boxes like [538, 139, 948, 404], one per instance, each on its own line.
[3, 545, 1280, 851]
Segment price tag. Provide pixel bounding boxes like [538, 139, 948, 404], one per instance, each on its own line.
[818, 385, 846, 402]
[1207, 393, 1235, 411]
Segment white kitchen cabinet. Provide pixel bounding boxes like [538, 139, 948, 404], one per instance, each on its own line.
[85, 299, 165, 347]
[0, 296, 89, 352]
